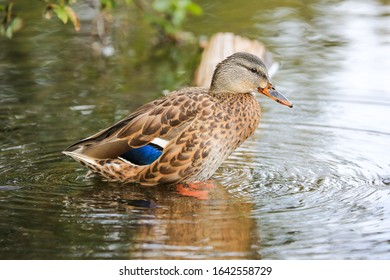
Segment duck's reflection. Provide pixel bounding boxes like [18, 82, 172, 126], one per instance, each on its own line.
[73, 179, 261, 259]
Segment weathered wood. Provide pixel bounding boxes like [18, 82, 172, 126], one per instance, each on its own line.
[194, 32, 276, 87]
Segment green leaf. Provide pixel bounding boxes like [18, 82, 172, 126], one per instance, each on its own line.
[100, 0, 116, 10]
[187, 2, 202, 16]
[10, 17, 23, 33]
[53, 5, 68, 24]
[64, 6, 80, 31]
[5, 26, 13, 38]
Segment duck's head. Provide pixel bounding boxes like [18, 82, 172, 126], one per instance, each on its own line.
[209, 52, 293, 108]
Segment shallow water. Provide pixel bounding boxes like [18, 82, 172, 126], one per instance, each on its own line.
[1, 0, 390, 259]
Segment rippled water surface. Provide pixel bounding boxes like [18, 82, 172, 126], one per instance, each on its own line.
[1, 0, 390, 259]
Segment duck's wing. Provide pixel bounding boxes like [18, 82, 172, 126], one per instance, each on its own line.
[63, 88, 207, 162]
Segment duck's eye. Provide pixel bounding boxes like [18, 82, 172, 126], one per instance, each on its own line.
[250, 68, 258, 74]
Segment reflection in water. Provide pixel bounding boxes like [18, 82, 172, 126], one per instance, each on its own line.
[107, 182, 260, 259]
[18, 178, 259, 259]
[1, 0, 390, 259]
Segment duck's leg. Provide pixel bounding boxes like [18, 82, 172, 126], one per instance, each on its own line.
[175, 180, 216, 200]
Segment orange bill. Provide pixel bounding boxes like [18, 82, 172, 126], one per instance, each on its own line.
[258, 83, 293, 108]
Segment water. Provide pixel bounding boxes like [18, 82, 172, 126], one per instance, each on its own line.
[1, 0, 390, 259]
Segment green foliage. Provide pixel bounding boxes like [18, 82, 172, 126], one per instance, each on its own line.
[99, 0, 133, 10]
[100, 0, 116, 10]
[0, 2, 23, 38]
[149, 0, 202, 40]
[0, 0, 203, 42]
[42, 0, 80, 31]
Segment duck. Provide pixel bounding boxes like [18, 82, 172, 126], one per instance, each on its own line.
[63, 52, 293, 186]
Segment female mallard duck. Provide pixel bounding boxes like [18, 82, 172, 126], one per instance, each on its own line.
[63, 52, 292, 186]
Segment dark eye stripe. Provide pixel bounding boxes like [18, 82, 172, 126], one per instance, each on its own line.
[237, 63, 263, 76]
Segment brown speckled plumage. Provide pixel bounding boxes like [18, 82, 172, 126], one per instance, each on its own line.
[63, 52, 292, 186]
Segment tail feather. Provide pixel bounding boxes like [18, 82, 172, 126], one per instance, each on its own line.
[62, 150, 98, 166]
[62, 150, 142, 182]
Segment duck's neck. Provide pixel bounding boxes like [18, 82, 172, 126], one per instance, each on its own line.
[208, 90, 256, 104]
[210, 91, 261, 116]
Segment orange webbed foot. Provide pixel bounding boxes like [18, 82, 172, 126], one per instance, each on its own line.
[176, 180, 216, 200]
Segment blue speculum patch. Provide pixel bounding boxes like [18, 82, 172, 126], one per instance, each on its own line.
[120, 144, 163, 165]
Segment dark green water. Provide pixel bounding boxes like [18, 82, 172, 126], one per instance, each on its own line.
[1, 0, 390, 259]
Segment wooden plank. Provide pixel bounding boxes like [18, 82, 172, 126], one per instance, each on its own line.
[194, 32, 277, 87]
